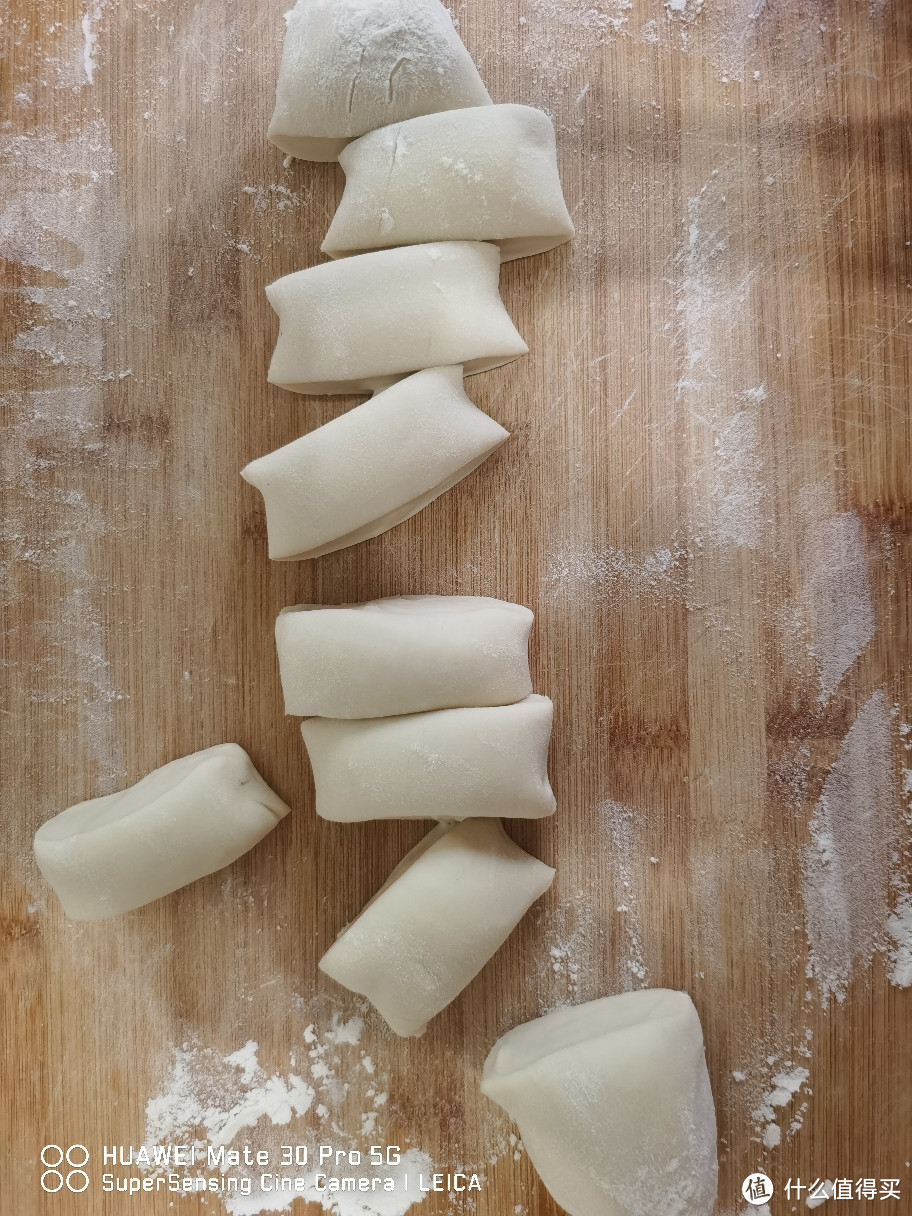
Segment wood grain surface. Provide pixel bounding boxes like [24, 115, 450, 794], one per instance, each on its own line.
[2, 0, 911, 1212]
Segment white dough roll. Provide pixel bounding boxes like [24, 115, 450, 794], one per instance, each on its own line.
[32, 744, 291, 920]
[268, 0, 492, 162]
[276, 596, 534, 718]
[301, 695, 555, 822]
[319, 818, 555, 1036]
[481, 990, 719, 1216]
[266, 242, 528, 395]
[322, 105, 574, 262]
[241, 366, 508, 561]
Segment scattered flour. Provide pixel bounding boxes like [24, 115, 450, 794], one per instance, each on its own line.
[762, 1123, 781, 1148]
[486, 0, 631, 84]
[145, 1040, 315, 1149]
[144, 1014, 431, 1216]
[665, 0, 703, 25]
[81, 3, 104, 84]
[803, 692, 895, 1002]
[1, 123, 121, 368]
[675, 171, 768, 551]
[1, 121, 130, 804]
[886, 722, 912, 987]
[746, 1061, 812, 1153]
[538, 894, 603, 1004]
[599, 800, 650, 986]
[144, 1018, 366, 1150]
[242, 183, 307, 212]
[886, 895, 912, 988]
[530, 0, 633, 40]
[797, 488, 875, 703]
[732, 1022, 815, 1148]
[754, 1065, 810, 1118]
[543, 537, 690, 602]
[709, 407, 765, 550]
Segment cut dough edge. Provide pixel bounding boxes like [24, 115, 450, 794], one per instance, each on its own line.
[271, 349, 528, 395]
[324, 231, 573, 263]
[266, 133, 352, 161]
[269, 441, 508, 560]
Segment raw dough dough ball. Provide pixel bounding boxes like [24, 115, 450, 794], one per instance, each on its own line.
[268, 0, 492, 162]
[319, 817, 555, 1036]
[322, 105, 574, 261]
[266, 242, 528, 394]
[241, 366, 508, 560]
[32, 744, 290, 920]
[275, 595, 534, 718]
[481, 990, 719, 1216]
[301, 694, 556, 822]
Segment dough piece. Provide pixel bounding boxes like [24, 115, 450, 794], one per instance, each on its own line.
[481, 990, 719, 1216]
[276, 596, 534, 718]
[268, 0, 492, 162]
[322, 105, 574, 262]
[33, 744, 290, 920]
[241, 366, 508, 561]
[301, 695, 555, 822]
[266, 242, 528, 395]
[319, 818, 555, 1036]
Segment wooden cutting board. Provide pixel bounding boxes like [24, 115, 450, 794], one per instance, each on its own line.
[3, 0, 910, 1212]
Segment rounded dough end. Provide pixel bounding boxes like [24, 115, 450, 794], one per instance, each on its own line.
[33, 744, 291, 919]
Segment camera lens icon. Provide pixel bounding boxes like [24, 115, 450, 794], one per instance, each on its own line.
[742, 1172, 774, 1205]
[40, 1145, 90, 1193]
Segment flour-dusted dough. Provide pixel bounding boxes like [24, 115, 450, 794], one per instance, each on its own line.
[266, 242, 528, 395]
[319, 818, 554, 1036]
[32, 744, 290, 920]
[268, 0, 492, 162]
[241, 367, 508, 561]
[481, 990, 719, 1216]
[322, 105, 574, 262]
[301, 695, 555, 822]
[276, 596, 534, 718]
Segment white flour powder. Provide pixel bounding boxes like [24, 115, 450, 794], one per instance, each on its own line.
[803, 692, 895, 1002]
[143, 1014, 433, 1216]
[798, 485, 875, 704]
[887, 896, 912, 988]
[599, 800, 650, 987]
[1, 120, 130, 805]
